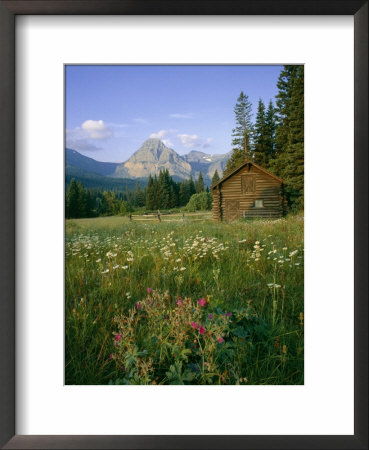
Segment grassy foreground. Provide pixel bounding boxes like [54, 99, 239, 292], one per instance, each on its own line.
[65, 213, 304, 385]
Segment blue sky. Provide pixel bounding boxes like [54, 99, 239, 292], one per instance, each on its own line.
[65, 65, 283, 162]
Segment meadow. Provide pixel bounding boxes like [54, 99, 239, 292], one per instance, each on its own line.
[65, 212, 304, 385]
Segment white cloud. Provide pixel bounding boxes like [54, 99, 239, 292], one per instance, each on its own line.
[149, 129, 177, 148]
[66, 119, 113, 152]
[178, 134, 213, 149]
[81, 120, 112, 139]
[177, 134, 202, 148]
[150, 129, 170, 140]
[203, 137, 213, 149]
[169, 113, 194, 119]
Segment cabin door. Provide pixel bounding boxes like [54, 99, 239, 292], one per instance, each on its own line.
[225, 200, 240, 222]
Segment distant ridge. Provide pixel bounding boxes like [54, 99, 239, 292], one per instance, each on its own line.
[66, 148, 120, 176]
[66, 139, 229, 184]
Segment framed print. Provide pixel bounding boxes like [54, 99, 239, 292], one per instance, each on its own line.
[0, 1, 367, 449]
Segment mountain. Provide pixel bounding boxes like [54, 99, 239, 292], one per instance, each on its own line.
[66, 139, 230, 186]
[183, 150, 230, 180]
[66, 165, 146, 192]
[113, 138, 192, 179]
[66, 148, 119, 176]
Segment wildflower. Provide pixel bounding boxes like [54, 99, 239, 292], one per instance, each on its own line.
[208, 313, 213, 320]
[217, 337, 224, 344]
[113, 265, 119, 270]
[127, 257, 134, 262]
[198, 298, 207, 307]
[226, 312, 232, 317]
[96, 258, 101, 263]
[191, 322, 198, 329]
[136, 302, 141, 310]
[147, 287, 152, 294]
[121, 265, 128, 270]
[180, 267, 186, 271]
[101, 269, 109, 274]
[176, 299, 182, 306]
[199, 326, 205, 335]
[115, 334, 122, 342]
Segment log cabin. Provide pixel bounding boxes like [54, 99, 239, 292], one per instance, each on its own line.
[212, 160, 285, 221]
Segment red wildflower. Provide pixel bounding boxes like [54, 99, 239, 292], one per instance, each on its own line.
[136, 302, 141, 310]
[199, 326, 205, 335]
[191, 322, 198, 329]
[217, 337, 224, 344]
[147, 287, 152, 294]
[198, 298, 207, 307]
[115, 334, 122, 342]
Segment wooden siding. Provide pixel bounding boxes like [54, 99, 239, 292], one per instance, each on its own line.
[212, 164, 283, 221]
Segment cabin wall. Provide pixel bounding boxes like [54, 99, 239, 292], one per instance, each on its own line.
[213, 165, 283, 221]
[212, 187, 221, 221]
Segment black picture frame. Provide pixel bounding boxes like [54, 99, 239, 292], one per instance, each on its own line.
[0, 1, 367, 449]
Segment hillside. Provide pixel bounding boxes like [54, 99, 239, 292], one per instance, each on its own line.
[66, 138, 230, 186]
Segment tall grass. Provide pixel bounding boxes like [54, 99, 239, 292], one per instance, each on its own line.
[65, 214, 304, 384]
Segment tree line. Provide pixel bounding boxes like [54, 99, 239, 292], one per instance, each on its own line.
[224, 65, 304, 210]
[66, 170, 210, 218]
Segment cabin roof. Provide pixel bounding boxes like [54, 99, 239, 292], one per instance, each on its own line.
[211, 160, 283, 189]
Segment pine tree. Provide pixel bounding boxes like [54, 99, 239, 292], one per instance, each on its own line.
[195, 172, 205, 193]
[265, 100, 277, 167]
[158, 169, 171, 209]
[66, 179, 80, 218]
[211, 169, 220, 185]
[179, 181, 190, 206]
[146, 174, 155, 210]
[77, 182, 88, 217]
[134, 182, 145, 207]
[253, 99, 268, 166]
[125, 184, 132, 205]
[225, 91, 254, 175]
[189, 175, 196, 197]
[272, 65, 304, 210]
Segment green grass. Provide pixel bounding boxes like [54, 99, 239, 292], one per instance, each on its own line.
[65, 213, 304, 385]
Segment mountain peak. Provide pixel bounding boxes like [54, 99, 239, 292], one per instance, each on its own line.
[113, 138, 192, 179]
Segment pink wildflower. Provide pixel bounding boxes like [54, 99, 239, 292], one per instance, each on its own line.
[191, 322, 198, 329]
[136, 302, 141, 310]
[176, 299, 182, 306]
[208, 313, 213, 319]
[115, 334, 122, 342]
[217, 337, 224, 344]
[198, 298, 207, 307]
[199, 326, 205, 335]
[147, 287, 152, 294]
[226, 312, 232, 317]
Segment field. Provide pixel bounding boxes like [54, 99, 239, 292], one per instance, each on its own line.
[65, 212, 304, 385]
